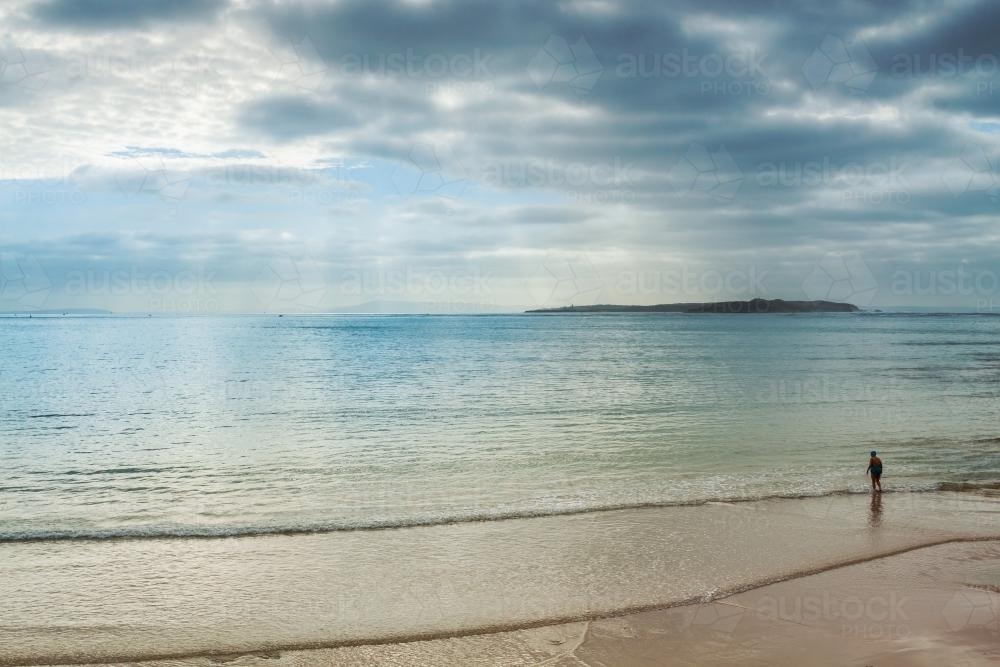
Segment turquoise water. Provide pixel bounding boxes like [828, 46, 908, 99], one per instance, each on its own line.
[1, 313, 999, 541]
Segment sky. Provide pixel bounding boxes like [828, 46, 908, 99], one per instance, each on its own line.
[0, 0, 998, 313]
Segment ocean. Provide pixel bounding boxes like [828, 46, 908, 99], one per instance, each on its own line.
[1, 313, 999, 663]
[2, 312, 999, 541]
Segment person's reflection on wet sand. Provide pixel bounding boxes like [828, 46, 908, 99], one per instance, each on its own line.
[868, 490, 883, 528]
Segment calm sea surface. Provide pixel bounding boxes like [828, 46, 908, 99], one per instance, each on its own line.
[2, 312, 999, 541]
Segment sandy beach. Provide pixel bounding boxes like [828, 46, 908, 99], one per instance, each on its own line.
[253, 541, 995, 667]
[6, 0, 1000, 663]
[28, 539, 996, 667]
[3, 492, 998, 666]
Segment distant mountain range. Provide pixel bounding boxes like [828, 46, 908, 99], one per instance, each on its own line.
[0, 309, 112, 315]
[526, 299, 860, 314]
[328, 300, 521, 314]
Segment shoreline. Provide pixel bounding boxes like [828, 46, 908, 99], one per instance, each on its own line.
[3, 492, 999, 666]
[5, 485, 999, 545]
[7, 538, 998, 667]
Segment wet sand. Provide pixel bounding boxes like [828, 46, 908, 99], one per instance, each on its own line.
[3, 492, 998, 666]
[27, 541, 1000, 667]
[39, 539, 997, 667]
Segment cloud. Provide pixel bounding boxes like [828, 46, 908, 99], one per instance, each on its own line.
[2, 0, 1000, 310]
[108, 146, 268, 160]
[237, 95, 363, 140]
[30, 0, 229, 29]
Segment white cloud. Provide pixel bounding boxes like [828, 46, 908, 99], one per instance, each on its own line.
[1, 0, 999, 312]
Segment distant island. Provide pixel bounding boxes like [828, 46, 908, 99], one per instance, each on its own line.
[526, 298, 859, 314]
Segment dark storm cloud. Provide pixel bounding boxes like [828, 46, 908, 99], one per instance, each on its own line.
[237, 95, 363, 140]
[31, 0, 228, 28]
[7, 0, 1000, 309]
[236, 0, 995, 154]
[257, 0, 569, 55]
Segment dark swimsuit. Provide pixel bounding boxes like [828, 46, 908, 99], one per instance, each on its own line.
[871, 464, 882, 477]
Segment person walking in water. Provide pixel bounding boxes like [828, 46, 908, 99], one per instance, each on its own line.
[867, 450, 883, 492]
